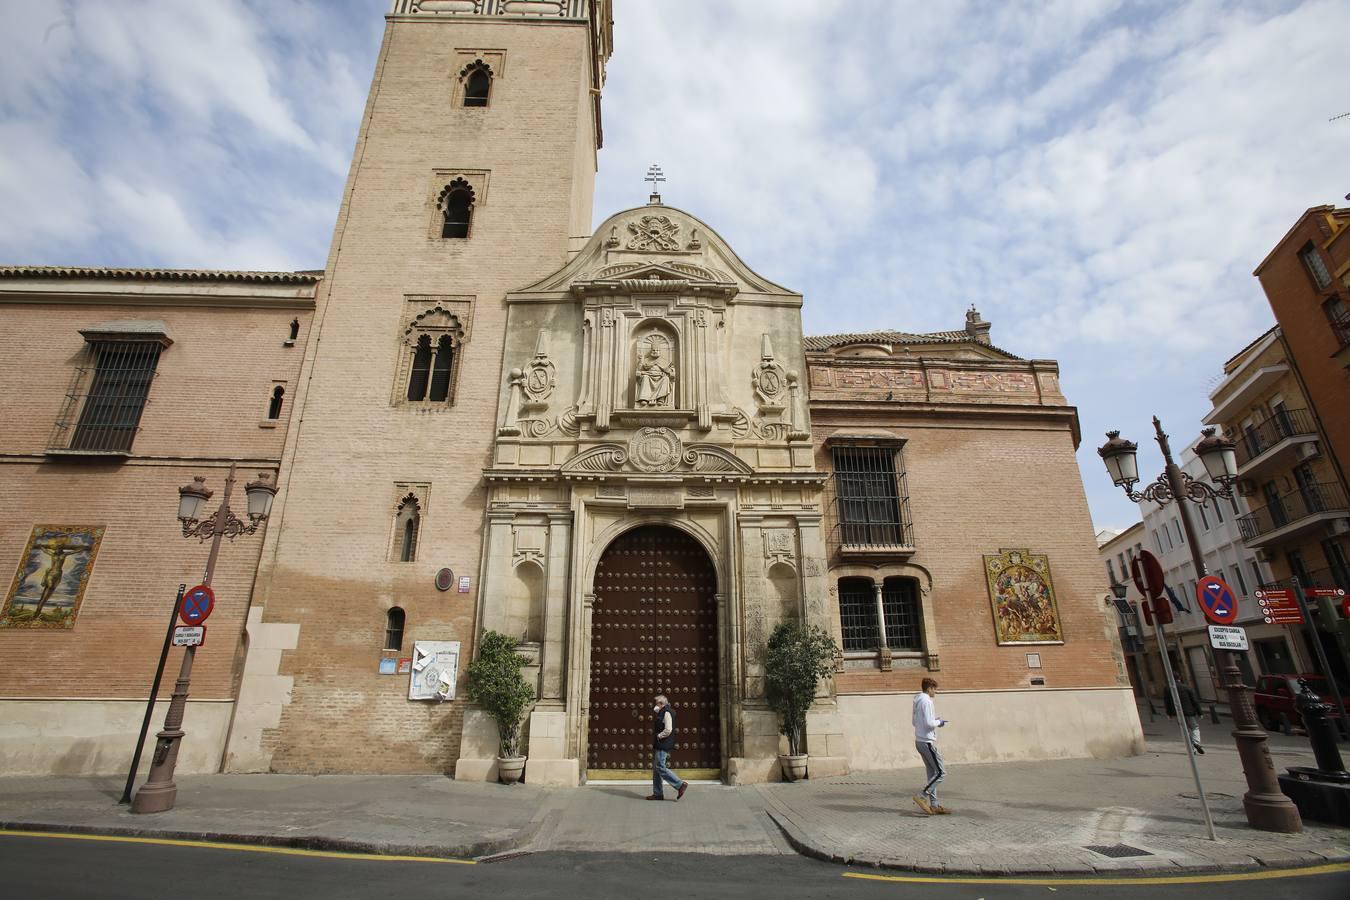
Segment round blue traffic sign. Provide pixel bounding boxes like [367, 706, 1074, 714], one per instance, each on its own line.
[180, 584, 215, 626]
[1196, 576, 1238, 626]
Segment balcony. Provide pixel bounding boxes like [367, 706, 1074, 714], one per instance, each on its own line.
[1261, 567, 1350, 595]
[1235, 407, 1319, 478]
[1238, 481, 1350, 548]
[1332, 309, 1350, 370]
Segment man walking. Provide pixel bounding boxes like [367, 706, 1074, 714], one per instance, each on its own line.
[912, 677, 950, 815]
[1165, 681, 1205, 754]
[647, 694, 689, 801]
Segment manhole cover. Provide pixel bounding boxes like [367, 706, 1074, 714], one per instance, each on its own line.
[1084, 844, 1153, 859]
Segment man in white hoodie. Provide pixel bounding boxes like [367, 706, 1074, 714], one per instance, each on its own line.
[912, 677, 950, 815]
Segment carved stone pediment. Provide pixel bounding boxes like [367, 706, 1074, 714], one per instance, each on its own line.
[559, 435, 754, 479]
[571, 261, 736, 297]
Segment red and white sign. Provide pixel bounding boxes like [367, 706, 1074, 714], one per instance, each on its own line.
[179, 584, 215, 625]
[1255, 589, 1304, 625]
[172, 625, 206, 647]
[1197, 576, 1239, 626]
[1305, 586, 1346, 599]
[1131, 551, 1166, 600]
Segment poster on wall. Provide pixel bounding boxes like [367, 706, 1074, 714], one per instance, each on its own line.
[1, 525, 105, 630]
[408, 640, 461, 701]
[983, 547, 1064, 645]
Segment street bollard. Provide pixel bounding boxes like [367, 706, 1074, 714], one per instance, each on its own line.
[1294, 680, 1348, 779]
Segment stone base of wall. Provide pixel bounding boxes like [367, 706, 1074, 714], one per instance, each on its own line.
[835, 686, 1144, 769]
[0, 698, 233, 776]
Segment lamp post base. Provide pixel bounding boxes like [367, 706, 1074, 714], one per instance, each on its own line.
[130, 727, 184, 814]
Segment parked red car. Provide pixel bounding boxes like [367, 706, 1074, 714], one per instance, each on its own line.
[1253, 674, 1347, 732]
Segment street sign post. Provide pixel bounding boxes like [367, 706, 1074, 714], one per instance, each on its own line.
[1208, 625, 1249, 651]
[120, 583, 187, 805]
[179, 584, 215, 626]
[1290, 576, 1349, 741]
[1255, 589, 1304, 625]
[172, 625, 206, 647]
[1196, 576, 1239, 626]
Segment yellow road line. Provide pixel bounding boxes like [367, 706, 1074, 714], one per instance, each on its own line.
[844, 860, 1350, 886]
[0, 829, 474, 864]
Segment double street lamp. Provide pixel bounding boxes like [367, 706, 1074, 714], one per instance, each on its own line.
[1098, 417, 1302, 833]
[130, 463, 276, 814]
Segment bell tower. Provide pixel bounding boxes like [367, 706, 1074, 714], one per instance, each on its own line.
[225, 1, 613, 774]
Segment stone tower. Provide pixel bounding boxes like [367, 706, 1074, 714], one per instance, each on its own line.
[226, 0, 613, 774]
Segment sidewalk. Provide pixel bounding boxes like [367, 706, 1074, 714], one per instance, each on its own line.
[1, 713, 1347, 874]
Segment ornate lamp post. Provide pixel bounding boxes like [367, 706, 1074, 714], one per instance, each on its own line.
[1098, 418, 1302, 833]
[131, 463, 275, 814]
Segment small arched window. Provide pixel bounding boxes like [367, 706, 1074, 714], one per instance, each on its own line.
[267, 385, 285, 420]
[429, 335, 454, 403]
[385, 607, 406, 651]
[407, 334, 433, 401]
[440, 179, 475, 239]
[288, 319, 300, 342]
[463, 61, 491, 107]
[395, 495, 420, 562]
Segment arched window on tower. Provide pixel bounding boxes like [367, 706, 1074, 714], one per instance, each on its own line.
[429, 335, 454, 403]
[384, 607, 406, 651]
[394, 495, 420, 563]
[440, 179, 474, 239]
[407, 334, 433, 401]
[462, 60, 491, 107]
[267, 385, 285, 420]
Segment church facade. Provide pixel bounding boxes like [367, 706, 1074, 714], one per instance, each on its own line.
[0, 0, 1142, 781]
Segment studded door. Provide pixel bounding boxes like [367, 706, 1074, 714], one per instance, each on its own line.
[588, 525, 721, 775]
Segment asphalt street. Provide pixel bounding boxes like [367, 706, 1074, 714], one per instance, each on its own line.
[3, 833, 1349, 900]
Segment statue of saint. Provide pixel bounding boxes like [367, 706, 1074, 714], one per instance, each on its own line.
[635, 334, 676, 407]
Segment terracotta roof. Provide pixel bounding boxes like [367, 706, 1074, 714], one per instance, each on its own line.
[803, 329, 1021, 359]
[0, 265, 322, 284]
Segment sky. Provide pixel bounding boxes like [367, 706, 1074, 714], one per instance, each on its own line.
[1, 0, 1346, 532]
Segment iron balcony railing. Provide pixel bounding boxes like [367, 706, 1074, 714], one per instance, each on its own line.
[1238, 481, 1349, 541]
[1260, 567, 1350, 595]
[1331, 309, 1350, 349]
[1235, 408, 1316, 468]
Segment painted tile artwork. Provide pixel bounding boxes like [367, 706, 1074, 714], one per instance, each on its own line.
[983, 547, 1064, 645]
[1, 525, 105, 629]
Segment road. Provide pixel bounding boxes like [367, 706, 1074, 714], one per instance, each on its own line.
[2, 833, 1348, 899]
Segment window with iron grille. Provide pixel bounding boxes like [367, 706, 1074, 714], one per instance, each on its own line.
[1299, 242, 1332, 290]
[831, 445, 911, 546]
[837, 577, 879, 651]
[70, 341, 162, 452]
[882, 577, 923, 651]
[385, 607, 406, 651]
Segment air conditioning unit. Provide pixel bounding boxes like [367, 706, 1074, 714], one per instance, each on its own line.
[1296, 441, 1321, 462]
[1255, 548, 1276, 562]
[1237, 479, 1258, 497]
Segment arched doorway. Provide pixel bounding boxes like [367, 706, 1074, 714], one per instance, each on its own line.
[587, 525, 721, 778]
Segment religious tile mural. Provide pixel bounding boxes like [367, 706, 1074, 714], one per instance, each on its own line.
[983, 547, 1064, 645]
[1, 525, 105, 629]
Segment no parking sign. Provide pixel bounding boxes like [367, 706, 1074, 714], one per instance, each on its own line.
[1196, 576, 1238, 626]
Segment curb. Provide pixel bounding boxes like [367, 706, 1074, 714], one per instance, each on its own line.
[762, 810, 1349, 878]
[0, 817, 543, 862]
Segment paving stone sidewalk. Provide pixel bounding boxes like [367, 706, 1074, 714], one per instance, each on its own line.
[1, 710, 1346, 874]
[759, 710, 1350, 874]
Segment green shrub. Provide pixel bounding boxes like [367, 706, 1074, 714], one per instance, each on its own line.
[465, 630, 534, 758]
[764, 621, 839, 757]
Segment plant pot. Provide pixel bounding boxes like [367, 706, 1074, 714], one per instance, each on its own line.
[498, 756, 527, 784]
[779, 753, 808, 782]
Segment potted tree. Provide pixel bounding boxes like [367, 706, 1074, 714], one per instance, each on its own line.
[765, 620, 839, 782]
[465, 630, 535, 784]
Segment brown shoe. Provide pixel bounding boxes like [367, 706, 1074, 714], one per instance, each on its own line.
[931, 805, 952, 815]
[646, 794, 664, 801]
[912, 794, 933, 815]
[677, 782, 688, 800]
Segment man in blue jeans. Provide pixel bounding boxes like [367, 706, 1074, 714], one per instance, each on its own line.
[647, 694, 689, 801]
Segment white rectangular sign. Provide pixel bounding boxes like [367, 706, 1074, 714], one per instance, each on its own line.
[172, 625, 205, 647]
[408, 640, 461, 701]
[1208, 624, 1248, 651]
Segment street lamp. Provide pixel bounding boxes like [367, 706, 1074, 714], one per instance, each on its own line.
[1097, 417, 1302, 833]
[131, 463, 275, 814]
